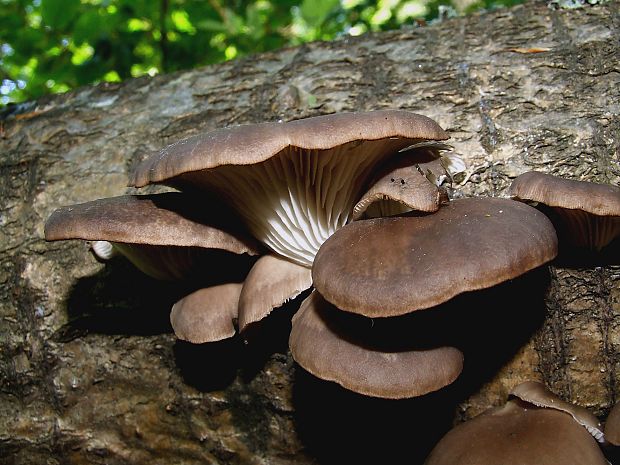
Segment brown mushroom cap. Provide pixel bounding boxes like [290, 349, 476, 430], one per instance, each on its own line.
[170, 283, 242, 343]
[510, 171, 620, 249]
[237, 254, 312, 332]
[44, 193, 261, 280]
[424, 398, 609, 465]
[352, 154, 444, 220]
[128, 110, 450, 267]
[510, 380, 604, 442]
[289, 291, 464, 399]
[605, 401, 620, 446]
[313, 197, 558, 318]
[44, 193, 261, 253]
[130, 110, 449, 187]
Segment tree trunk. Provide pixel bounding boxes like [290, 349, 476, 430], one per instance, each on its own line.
[1, 1, 618, 464]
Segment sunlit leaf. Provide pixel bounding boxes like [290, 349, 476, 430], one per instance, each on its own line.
[300, 0, 339, 27]
[171, 10, 196, 34]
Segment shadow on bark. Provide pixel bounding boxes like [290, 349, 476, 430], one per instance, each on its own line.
[171, 294, 303, 392]
[292, 267, 550, 465]
[55, 250, 255, 341]
[553, 238, 620, 268]
[54, 248, 306, 392]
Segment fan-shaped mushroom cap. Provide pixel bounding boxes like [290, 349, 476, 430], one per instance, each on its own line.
[170, 283, 242, 343]
[237, 254, 312, 332]
[605, 401, 620, 446]
[289, 291, 464, 399]
[44, 193, 260, 252]
[129, 110, 450, 266]
[510, 171, 620, 249]
[44, 193, 261, 280]
[424, 398, 609, 465]
[313, 197, 558, 318]
[130, 111, 448, 186]
[510, 380, 604, 442]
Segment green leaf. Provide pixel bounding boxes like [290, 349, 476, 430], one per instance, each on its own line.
[195, 18, 229, 33]
[41, 0, 80, 30]
[300, 0, 339, 27]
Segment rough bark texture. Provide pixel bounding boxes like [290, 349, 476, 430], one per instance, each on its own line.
[1, 1, 619, 464]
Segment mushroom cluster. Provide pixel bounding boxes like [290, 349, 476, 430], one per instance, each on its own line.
[45, 110, 459, 344]
[44, 110, 620, 411]
[291, 197, 558, 398]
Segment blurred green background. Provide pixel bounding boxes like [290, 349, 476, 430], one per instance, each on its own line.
[0, 0, 523, 105]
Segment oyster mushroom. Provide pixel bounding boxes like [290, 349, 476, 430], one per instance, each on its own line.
[510, 171, 620, 250]
[170, 283, 242, 343]
[312, 197, 558, 317]
[129, 110, 451, 267]
[351, 155, 446, 220]
[424, 383, 608, 465]
[510, 380, 604, 442]
[289, 291, 463, 399]
[237, 254, 312, 333]
[44, 193, 261, 280]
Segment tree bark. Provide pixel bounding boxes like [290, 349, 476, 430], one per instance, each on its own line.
[1, 1, 618, 464]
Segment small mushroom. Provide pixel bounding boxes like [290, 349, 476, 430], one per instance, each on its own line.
[510, 380, 604, 442]
[129, 110, 451, 266]
[313, 197, 558, 318]
[351, 154, 446, 220]
[509, 171, 620, 250]
[425, 383, 608, 465]
[170, 283, 242, 343]
[237, 254, 312, 333]
[44, 193, 261, 280]
[289, 291, 463, 399]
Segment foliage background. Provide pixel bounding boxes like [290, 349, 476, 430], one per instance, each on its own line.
[0, 0, 523, 105]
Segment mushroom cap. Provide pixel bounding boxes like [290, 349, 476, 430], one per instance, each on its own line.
[129, 110, 449, 188]
[44, 193, 261, 254]
[424, 398, 609, 465]
[606, 401, 620, 446]
[289, 291, 464, 399]
[313, 197, 558, 318]
[352, 154, 443, 220]
[170, 283, 242, 343]
[238, 254, 312, 332]
[510, 171, 620, 216]
[510, 380, 604, 442]
[510, 171, 620, 250]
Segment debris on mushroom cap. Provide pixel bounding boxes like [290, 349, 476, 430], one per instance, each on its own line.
[170, 283, 242, 343]
[128, 110, 451, 267]
[402, 143, 465, 187]
[313, 197, 558, 318]
[605, 401, 620, 446]
[289, 291, 464, 399]
[510, 380, 604, 443]
[424, 397, 609, 465]
[237, 254, 312, 333]
[509, 171, 620, 250]
[44, 193, 261, 280]
[352, 153, 445, 220]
